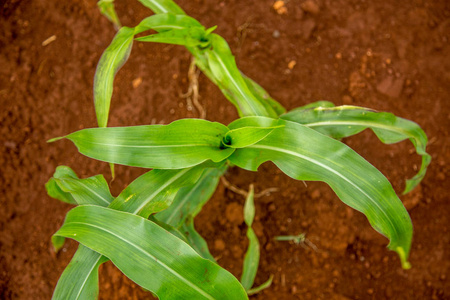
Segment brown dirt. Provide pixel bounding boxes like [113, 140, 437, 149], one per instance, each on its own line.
[1, 0, 449, 299]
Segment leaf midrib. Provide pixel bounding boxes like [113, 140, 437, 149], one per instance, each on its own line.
[248, 144, 398, 236]
[69, 221, 215, 300]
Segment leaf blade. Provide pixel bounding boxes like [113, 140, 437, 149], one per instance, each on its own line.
[63, 119, 234, 169]
[228, 117, 413, 268]
[94, 26, 135, 128]
[281, 104, 431, 193]
[56, 205, 248, 300]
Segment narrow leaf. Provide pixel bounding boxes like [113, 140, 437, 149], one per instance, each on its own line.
[55, 205, 248, 299]
[110, 163, 217, 217]
[242, 74, 286, 116]
[46, 166, 78, 205]
[94, 26, 134, 128]
[52, 245, 107, 300]
[156, 166, 226, 227]
[224, 122, 283, 149]
[62, 119, 235, 169]
[228, 117, 413, 268]
[181, 215, 216, 262]
[97, 0, 121, 29]
[281, 104, 431, 193]
[53, 175, 113, 206]
[241, 185, 260, 291]
[247, 275, 273, 296]
[137, 0, 185, 14]
[205, 34, 271, 117]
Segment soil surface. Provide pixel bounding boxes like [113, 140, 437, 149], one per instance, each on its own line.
[1, 0, 449, 299]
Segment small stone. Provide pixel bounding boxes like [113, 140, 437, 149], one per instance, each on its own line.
[273, 1, 288, 14]
[301, 0, 320, 15]
[268, 203, 276, 212]
[288, 60, 297, 69]
[272, 30, 281, 38]
[367, 288, 374, 295]
[335, 52, 342, 59]
[132, 77, 142, 88]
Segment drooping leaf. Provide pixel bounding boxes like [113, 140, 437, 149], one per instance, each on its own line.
[282, 104, 431, 193]
[240, 185, 260, 291]
[55, 205, 248, 300]
[181, 215, 216, 262]
[228, 117, 413, 269]
[60, 119, 235, 169]
[94, 26, 134, 128]
[97, 0, 121, 29]
[52, 245, 108, 300]
[156, 166, 226, 227]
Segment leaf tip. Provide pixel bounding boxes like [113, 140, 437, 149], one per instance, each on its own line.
[47, 136, 64, 143]
[395, 246, 411, 270]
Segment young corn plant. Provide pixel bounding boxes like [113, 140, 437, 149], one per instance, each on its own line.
[46, 0, 431, 299]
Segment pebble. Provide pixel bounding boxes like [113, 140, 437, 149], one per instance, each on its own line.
[272, 30, 281, 38]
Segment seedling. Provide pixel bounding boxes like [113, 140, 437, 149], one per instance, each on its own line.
[46, 0, 431, 299]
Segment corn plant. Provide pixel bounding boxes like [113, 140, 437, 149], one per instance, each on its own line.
[46, 0, 431, 299]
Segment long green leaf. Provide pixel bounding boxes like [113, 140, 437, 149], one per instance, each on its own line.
[59, 119, 234, 169]
[281, 104, 431, 193]
[241, 185, 259, 291]
[50, 163, 223, 299]
[110, 163, 217, 217]
[156, 166, 226, 227]
[55, 205, 248, 299]
[227, 117, 413, 269]
[205, 34, 271, 117]
[94, 26, 134, 128]
[242, 74, 286, 116]
[52, 245, 107, 300]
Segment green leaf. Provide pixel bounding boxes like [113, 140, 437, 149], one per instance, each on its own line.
[156, 166, 226, 227]
[224, 117, 283, 149]
[46, 166, 78, 205]
[94, 26, 134, 128]
[51, 165, 208, 299]
[247, 275, 273, 296]
[52, 245, 107, 300]
[55, 205, 248, 300]
[97, 0, 121, 29]
[205, 34, 271, 117]
[228, 117, 413, 269]
[53, 175, 113, 206]
[137, 0, 185, 14]
[282, 104, 431, 193]
[110, 163, 218, 218]
[241, 185, 260, 291]
[62, 119, 235, 169]
[181, 215, 216, 262]
[242, 74, 286, 117]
